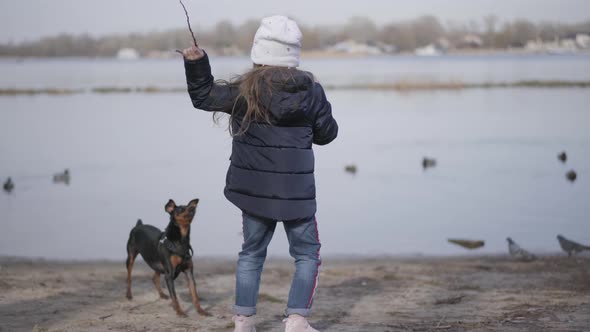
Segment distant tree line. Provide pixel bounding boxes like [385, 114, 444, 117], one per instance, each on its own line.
[1, 16, 590, 57]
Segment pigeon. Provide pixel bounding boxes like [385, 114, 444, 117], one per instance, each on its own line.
[53, 169, 71, 185]
[566, 170, 577, 182]
[506, 237, 536, 262]
[557, 235, 590, 257]
[557, 151, 567, 163]
[344, 164, 357, 175]
[448, 239, 485, 250]
[422, 157, 437, 169]
[3, 177, 14, 193]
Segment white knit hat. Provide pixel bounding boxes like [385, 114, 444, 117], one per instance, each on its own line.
[250, 15, 302, 68]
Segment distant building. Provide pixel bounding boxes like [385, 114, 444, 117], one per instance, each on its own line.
[548, 38, 578, 55]
[526, 37, 581, 54]
[525, 38, 545, 52]
[437, 38, 451, 51]
[576, 34, 590, 49]
[415, 44, 445, 56]
[369, 41, 398, 54]
[116, 48, 140, 60]
[329, 40, 385, 55]
[457, 34, 483, 48]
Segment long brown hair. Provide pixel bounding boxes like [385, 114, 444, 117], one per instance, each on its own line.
[215, 65, 313, 136]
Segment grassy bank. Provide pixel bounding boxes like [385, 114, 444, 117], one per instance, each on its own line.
[1, 80, 590, 96]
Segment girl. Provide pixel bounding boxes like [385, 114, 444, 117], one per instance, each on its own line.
[181, 15, 337, 332]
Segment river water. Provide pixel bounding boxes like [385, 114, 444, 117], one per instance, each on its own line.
[1, 55, 589, 259]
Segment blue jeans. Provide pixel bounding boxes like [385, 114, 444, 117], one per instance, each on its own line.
[234, 213, 322, 317]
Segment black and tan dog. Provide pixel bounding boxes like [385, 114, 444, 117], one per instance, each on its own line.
[126, 198, 210, 317]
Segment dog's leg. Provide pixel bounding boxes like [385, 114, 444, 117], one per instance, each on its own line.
[164, 272, 186, 317]
[184, 265, 211, 316]
[125, 250, 138, 300]
[152, 271, 169, 299]
[165, 256, 186, 317]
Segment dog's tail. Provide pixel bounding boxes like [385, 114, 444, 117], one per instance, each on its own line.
[136, 219, 143, 227]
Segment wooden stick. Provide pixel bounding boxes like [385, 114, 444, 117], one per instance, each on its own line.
[179, 0, 198, 48]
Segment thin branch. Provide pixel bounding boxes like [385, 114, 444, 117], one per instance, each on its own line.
[179, 0, 198, 48]
[435, 314, 447, 328]
[99, 314, 114, 320]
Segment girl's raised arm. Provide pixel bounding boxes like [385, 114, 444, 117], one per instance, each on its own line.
[182, 46, 237, 114]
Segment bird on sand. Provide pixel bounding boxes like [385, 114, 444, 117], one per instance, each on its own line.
[3, 177, 14, 193]
[557, 235, 590, 257]
[506, 237, 536, 262]
[558, 151, 567, 163]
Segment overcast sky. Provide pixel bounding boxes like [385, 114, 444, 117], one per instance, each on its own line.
[1, 0, 589, 43]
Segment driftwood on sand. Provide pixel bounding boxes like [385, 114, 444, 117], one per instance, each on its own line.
[448, 239, 485, 250]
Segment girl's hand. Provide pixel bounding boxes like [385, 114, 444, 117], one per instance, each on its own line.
[181, 45, 205, 60]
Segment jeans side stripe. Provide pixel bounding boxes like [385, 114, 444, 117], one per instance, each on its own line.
[307, 216, 321, 308]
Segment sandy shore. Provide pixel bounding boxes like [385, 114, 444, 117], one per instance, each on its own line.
[1, 255, 589, 331]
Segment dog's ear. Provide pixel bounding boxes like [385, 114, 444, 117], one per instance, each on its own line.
[188, 198, 199, 208]
[165, 199, 176, 214]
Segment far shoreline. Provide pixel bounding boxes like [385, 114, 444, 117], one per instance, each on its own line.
[1, 48, 590, 61]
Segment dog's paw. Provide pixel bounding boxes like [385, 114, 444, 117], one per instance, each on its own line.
[159, 293, 170, 300]
[176, 310, 188, 318]
[126, 293, 133, 300]
[198, 309, 212, 317]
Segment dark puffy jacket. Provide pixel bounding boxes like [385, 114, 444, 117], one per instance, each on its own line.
[184, 54, 338, 221]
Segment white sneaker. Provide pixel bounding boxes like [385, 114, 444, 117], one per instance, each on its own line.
[283, 314, 319, 332]
[233, 315, 257, 332]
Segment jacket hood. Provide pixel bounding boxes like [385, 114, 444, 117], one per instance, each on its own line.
[258, 69, 315, 124]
